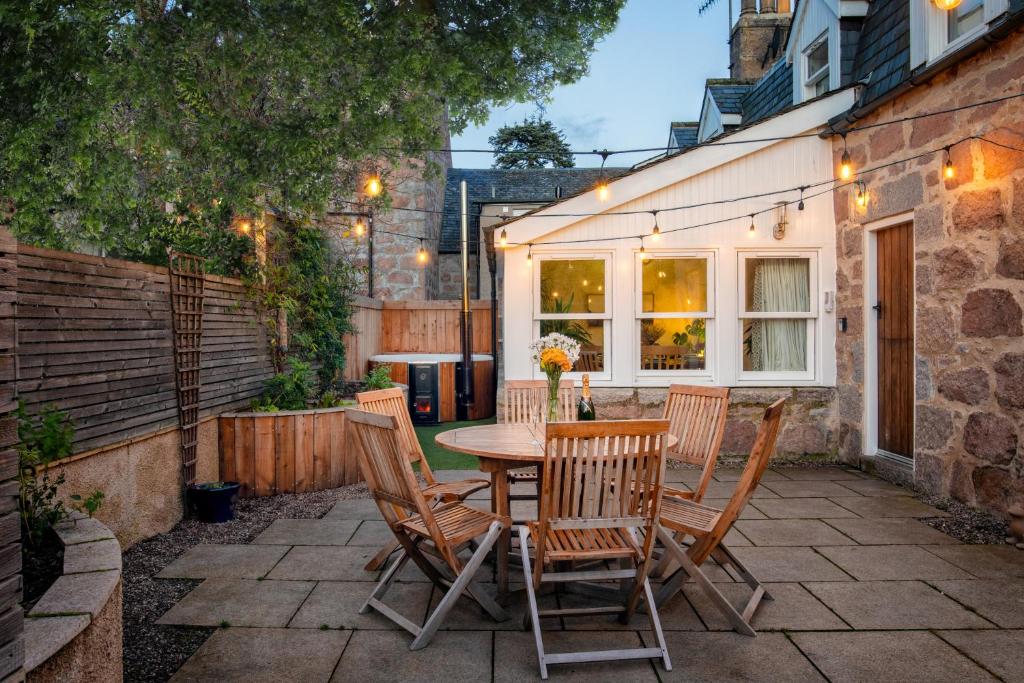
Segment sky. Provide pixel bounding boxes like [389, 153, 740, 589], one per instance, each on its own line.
[451, 0, 733, 169]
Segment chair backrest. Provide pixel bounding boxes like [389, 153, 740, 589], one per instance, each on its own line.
[662, 385, 730, 502]
[356, 387, 436, 486]
[641, 345, 684, 370]
[537, 419, 669, 572]
[504, 379, 576, 424]
[690, 398, 785, 565]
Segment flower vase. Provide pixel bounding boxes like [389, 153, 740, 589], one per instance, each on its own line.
[546, 373, 561, 422]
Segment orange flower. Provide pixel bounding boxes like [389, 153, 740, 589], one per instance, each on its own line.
[539, 348, 572, 373]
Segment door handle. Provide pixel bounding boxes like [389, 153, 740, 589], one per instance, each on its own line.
[872, 301, 882, 319]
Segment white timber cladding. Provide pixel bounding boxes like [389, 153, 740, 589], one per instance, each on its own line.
[502, 89, 857, 389]
[788, 0, 842, 102]
[909, 0, 1010, 68]
[697, 91, 724, 143]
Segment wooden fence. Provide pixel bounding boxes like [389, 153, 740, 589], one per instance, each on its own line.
[379, 300, 493, 354]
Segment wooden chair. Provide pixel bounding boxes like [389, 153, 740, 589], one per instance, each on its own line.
[661, 384, 730, 503]
[346, 409, 510, 650]
[518, 419, 673, 679]
[503, 379, 575, 514]
[653, 398, 786, 636]
[356, 387, 489, 570]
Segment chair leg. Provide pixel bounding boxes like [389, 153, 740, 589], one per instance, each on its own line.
[642, 577, 672, 672]
[651, 529, 687, 579]
[712, 544, 773, 601]
[517, 525, 549, 680]
[656, 527, 757, 637]
[411, 522, 507, 651]
[364, 538, 400, 571]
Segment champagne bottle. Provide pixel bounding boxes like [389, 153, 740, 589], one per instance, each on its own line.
[577, 374, 596, 421]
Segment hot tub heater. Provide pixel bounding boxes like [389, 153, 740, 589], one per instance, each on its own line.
[408, 363, 439, 425]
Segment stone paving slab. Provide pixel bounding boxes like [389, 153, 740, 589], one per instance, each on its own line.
[936, 630, 1024, 682]
[714, 468, 792, 482]
[768, 467, 867, 481]
[324, 499, 386, 520]
[750, 497, 860, 519]
[702, 499, 767, 519]
[157, 544, 290, 579]
[923, 545, 1024, 578]
[426, 582, 562, 631]
[683, 582, 849, 631]
[930, 579, 1024, 627]
[790, 631, 995, 683]
[332, 629, 492, 683]
[665, 468, 703, 483]
[158, 578, 315, 627]
[641, 631, 825, 682]
[728, 547, 852, 582]
[346, 520, 394, 547]
[62, 538, 122, 573]
[557, 587, 704, 632]
[734, 519, 856, 546]
[835, 478, 914, 497]
[822, 518, 960, 545]
[814, 546, 974, 581]
[267, 545, 380, 581]
[252, 518, 360, 546]
[170, 627, 350, 683]
[762, 481, 862, 498]
[289, 580, 431, 630]
[496, 630, 660, 682]
[29, 569, 120, 619]
[701, 480, 779, 499]
[803, 580, 994, 630]
[829, 495, 950, 518]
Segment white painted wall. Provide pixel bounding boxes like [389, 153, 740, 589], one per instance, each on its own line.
[501, 93, 856, 390]
[789, 0, 841, 101]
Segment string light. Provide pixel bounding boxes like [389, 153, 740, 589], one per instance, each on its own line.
[499, 228, 508, 248]
[798, 186, 806, 211]
[934, 0, 962, 9]
[595, 149, 611, 202]
[839, 134, 853, 180]
[365, 174, 382, 197]
[417, 239, 428, 264]
[943, 147, 955, 179]
[639, 236, 647, 260]
[353, 218, 366, 237]
[526, 244, 533, 266]
[748, 214, 756, 237]
[855, 181, 868, 208]
[651, 210, 661, 241]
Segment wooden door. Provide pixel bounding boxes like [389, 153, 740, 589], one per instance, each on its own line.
[875, 223, 914, 458]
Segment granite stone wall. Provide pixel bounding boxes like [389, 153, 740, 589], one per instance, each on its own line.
[832, 29, 1024, 514]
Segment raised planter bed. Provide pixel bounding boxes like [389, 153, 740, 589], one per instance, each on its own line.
[218, 406, 364, 497]
[25, 514, 123, 683]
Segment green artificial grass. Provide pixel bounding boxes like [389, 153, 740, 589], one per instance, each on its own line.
[414, 416, 497, 470]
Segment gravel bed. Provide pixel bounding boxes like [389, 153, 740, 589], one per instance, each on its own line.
[122, 483, 371, 683]
[918, 494, 1012, 545]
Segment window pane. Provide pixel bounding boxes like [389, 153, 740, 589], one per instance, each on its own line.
[640, 258, 707, 313]
[742, 319, 807, 372]
[638, 318, 706, 370]
[814, 75, 829, 96]
[949, 0, 984, 40]
[540, 319, 605, 372]
[807, 39, 828, 75]
[744, 258, 811, 313]
[540, 259, 605, 314]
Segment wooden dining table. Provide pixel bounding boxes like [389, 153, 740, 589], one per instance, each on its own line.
[435, 422, 676, 601]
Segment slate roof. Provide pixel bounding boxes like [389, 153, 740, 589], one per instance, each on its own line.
[707, 80, 755, 115]
[740, 59, 794, 124]
[439, 168, 626, 252]
[668, 123, 699, 151]
[848, 0, 910, 108]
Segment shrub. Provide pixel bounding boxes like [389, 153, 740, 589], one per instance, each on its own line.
[254, 358, 315, 411]
[363, 364, 394, 391]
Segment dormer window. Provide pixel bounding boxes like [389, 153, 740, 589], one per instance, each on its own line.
[804, 33, 830, 97]
[948, 0, 984, 41]
[911, 0, 1008, 66]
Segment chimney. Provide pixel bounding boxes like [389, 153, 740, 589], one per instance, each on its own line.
[730, 0, 792, 81]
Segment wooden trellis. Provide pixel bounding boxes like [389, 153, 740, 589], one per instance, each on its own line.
[168, 251, 205, 487]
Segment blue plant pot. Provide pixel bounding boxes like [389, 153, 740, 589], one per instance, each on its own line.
[188, 482, 241, 523]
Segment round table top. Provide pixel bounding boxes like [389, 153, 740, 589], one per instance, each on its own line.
[434, 422, 676, 463]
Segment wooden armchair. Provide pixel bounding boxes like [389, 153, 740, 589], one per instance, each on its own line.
[346, 409, 510, 650]
[518, 419, 673, 679]
[654, 398, 786, 636]
[661, 384, 730, 503]
[356, 387, 489, 570]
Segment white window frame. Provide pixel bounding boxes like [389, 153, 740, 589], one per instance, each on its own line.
[911, 0, 1008, 67]
[532, 251, 613, 381]
[633, 251, 716, 381]
[736, 250, 819, 383]
[803, 32, 830, 99]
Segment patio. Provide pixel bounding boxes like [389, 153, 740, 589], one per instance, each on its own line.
[157, 465, 1024, 683]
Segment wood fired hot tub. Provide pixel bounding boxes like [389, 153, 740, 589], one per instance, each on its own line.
[368, 353, 495, 421]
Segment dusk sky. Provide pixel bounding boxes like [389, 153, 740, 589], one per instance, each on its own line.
[451, 0, 734, 169]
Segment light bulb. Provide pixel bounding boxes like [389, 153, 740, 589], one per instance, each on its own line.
[748, 215, 756, 237]
[365, 174, 382, 197]
[596, 181, 610, 202]
[552, 291, 559, 298]
[499, 229, 507, 248]
[839, 150, 853, 180]
[855, 182, 868, 208]
[417, 247, 428, 264]
[934, 0, 962, 9]
[582, 279, 589, 286]
[526, 247, 533, 266]
[238, 220, 252, 235]
[353, 219, 365, 237]
[944, 148, 955, 180]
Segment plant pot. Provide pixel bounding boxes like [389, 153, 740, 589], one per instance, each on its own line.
[188, 482, 241, 523]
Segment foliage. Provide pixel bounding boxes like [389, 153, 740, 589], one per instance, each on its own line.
[363, 364, 394, 391]
[539, 293, 593, 346]
[316, 390, 352, 409]
[16, 403, 103, 546]
[255, 359, 315, 411]
[2, 1, 623, 268]
[687, 319, 706, 345]
[640, 320, 665, 346]
[490, 116, 575, 169]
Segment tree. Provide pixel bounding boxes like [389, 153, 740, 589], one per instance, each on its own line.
[0, 1, 623, 269]
[489, 117, 576, 169]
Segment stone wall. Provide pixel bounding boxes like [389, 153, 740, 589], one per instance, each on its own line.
[496, 385, 837, 458]
[438, 252, 481, 301]
[832, 29, 1024, 514]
